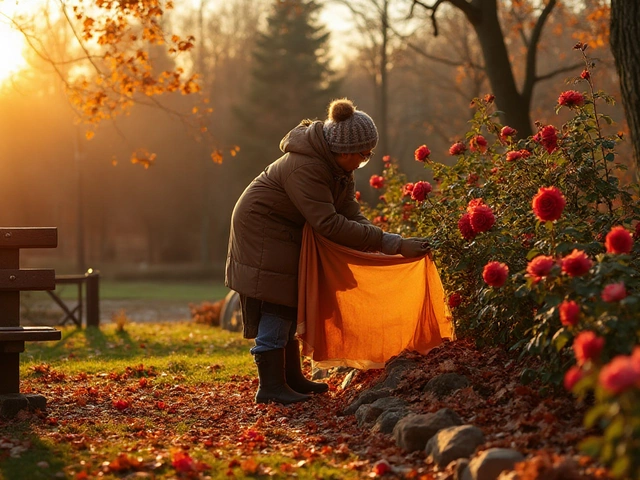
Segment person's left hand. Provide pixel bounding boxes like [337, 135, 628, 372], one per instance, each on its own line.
[399, 237, 431, 258]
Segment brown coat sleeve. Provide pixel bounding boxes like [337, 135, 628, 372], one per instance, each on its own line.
[284, 164, 383, 251]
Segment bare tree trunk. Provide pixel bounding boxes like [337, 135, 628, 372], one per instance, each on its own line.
[198, 0, 213, 268]
[461, 0, 533, 136]
[610, 0, 640, 176]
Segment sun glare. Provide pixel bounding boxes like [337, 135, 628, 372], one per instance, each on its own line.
[0, 20, 27, 84]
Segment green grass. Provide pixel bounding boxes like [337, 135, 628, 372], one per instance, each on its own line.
[21, 322, 254, 382]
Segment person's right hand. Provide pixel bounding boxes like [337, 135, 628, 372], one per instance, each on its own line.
[399, 237, 431, 258]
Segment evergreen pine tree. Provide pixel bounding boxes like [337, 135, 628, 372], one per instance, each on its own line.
[232, 0, 339, 181]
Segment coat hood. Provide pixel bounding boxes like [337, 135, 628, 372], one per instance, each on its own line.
[279, 121, 348, 176]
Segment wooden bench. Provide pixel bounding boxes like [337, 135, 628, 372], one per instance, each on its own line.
[0, 227, 61, 417]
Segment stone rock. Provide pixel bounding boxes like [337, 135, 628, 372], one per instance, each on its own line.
[25, 394, 47, 411]
[425, 425, 485, 467]
[461, 448, 525, 480]
[0, 394, 30, 418]
[454, 458, 471, 480]
[343, 387, 392, 416]
[375, 408, 409, 434]
[380, 358, 420, 390]
[356, 396, 408, 426]
[423, 373, 470, 398]
[393, 408, 463, 452]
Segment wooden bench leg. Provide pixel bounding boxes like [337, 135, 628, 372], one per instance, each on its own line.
[0, 351, 20, 394]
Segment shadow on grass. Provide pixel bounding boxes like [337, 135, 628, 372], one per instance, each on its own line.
[26, 324, 252, 367]
[0, 420, 67, 480]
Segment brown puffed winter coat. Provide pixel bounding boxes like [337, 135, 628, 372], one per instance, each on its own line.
[225, 120, 384, 311]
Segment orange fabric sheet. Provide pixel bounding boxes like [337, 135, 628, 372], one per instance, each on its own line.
[298, 224, 454, 370]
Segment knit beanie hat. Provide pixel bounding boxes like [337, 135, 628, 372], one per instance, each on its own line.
[322, 99, 378, 153]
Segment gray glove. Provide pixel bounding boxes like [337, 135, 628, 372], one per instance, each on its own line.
[399, 237, 431, 258]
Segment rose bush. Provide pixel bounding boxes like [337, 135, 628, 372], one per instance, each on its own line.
[361, 49, 640, 478]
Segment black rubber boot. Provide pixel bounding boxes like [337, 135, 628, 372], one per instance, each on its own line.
[285, 339, 329, 394]
[254, 348, 311, 405]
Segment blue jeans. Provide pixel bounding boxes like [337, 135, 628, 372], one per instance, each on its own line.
[250, 312, 297, 354]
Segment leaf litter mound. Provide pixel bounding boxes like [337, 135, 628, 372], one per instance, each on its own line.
[8, 338, 612, 479]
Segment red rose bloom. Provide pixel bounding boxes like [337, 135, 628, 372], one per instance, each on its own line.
[538, 125, 558, 153]
[599, 354, 640, 394]
[402, 182, 414, 197]
[449, 142, 466, 155]
[355, 190, 361, 201]
[500, 126, 517, 142]
[469, 135, 488, 153]
[483, 261, 509, 288]
[411, 181, 432, 202]
[467, 173, 479, 185]
[573, 331, 604, 365]
[484, 94, 495, 103]
[469, 204, 495, 233]
[458, 214, 476, 241]
[373, 215, 388, 224]
[601, 282, 627, 302]
[382, 155, 391, 163]
[561, 249, 593, 277]
[519, 149, 531, 158]
[526, 255, 555, 282]
[558, 90, 585, 108]
[564, 365, 584, 391]
[559, 300, 580, 327]
[506, 151, 522, 162]
[467, 198, 484, 213]
[414, 145, 431, 162]
[532, 186, 566, 222]
[448, 292, 462, 308]
[580, 69, 590, 80]
[605, 226, 633, 254]
[369, 175, 384, 189]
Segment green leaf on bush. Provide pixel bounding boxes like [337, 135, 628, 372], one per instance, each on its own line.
[604, 416, 625, 441]
[610, 455, 630, 479]
[526, 249, 541, 261]
[579, 436, 603, 457]
[584, 403, 611, 428]
[552, 329, 571, 352]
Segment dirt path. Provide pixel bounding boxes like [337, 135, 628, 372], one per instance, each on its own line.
[22, 299, 192, 326]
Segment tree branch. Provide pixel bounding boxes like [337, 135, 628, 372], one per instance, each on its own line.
[58, 0, 104, 77]
[387, 20, 483, 69]
[522, 0, 556, 101]
[535, 61, 584, 82]
[409, 0, 446, 36]
[410, 0, 481, 35]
